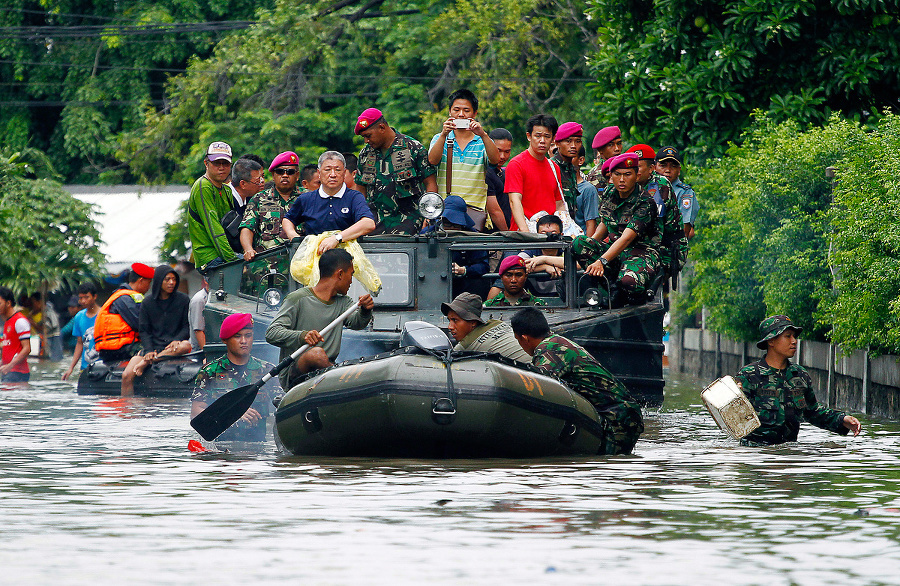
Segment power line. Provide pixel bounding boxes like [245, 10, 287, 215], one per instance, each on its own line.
[0, 20, 254, 40]
[0, 7, 115, 22]
[0, 59, 595, 83]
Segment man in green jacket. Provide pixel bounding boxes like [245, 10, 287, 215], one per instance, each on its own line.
[265, 249, 374, 390]
[736, 315, 862, 445]
[188, 141, 241, 272]
[441, 292, 531, 363]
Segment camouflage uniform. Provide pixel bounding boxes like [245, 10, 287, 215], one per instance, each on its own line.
[532, 334, 644, 454]
[572, 184, 661, 298]
[551, 153, 580, 218]
[483, 290, 547, 307]
[239, 185, 302, 251]
[584, 161, 609, 192]
[644, 171, 689, 273]
[192, 355, 281, 442]
[735, 358, 849, 445]
[355, 130, 437, 234]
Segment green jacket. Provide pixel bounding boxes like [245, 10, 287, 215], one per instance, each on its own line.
[188, 176, 238, 269]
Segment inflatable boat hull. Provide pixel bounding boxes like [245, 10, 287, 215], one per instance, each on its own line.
[76, 356, 202, 398]
[275, 350, 606, 458]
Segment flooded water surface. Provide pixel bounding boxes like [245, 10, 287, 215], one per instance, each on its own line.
[2, 361, 899, 585]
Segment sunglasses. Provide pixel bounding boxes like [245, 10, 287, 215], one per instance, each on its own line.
[273, 168, 297, 176]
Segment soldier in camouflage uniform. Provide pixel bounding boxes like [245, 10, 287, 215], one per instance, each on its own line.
[484, 256, 547, 308]
[585, 125, 623, 192]
[735, 315, 861, 446]
[190, 313, 281, 442]
[572, 153, 661, 304]
[239, 151, 303, 259]
[625, 144, 689, 276]
[511, 307, 644, 454]
[353, 108, 437, 234]
[551, 122, 583, 218]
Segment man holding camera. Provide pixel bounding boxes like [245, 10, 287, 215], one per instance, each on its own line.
[427, 89, 501, 231]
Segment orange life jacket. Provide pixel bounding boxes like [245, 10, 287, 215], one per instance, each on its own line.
[94, 288, 143, 351]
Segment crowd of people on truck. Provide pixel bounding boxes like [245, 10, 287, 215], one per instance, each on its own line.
[0, 87, 863, 452]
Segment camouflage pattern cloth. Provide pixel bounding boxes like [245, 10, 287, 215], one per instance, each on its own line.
[551, 153, 580, 217]
[735, 359, 848, 446]
[239, 185, 302, 251]
[355, 130, 437, 234]
[532, 334, 644, 454]
[584, 161, 609, 192]
[571, 184, 661, 296]
[483, 290, 547, 307]
[644, 171, 688, 272]
[192, 354, 281, 442]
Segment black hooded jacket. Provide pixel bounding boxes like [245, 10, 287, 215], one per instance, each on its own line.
[138, 265, 190, 352]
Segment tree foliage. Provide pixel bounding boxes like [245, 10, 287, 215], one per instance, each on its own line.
[0, 0, 259, 183]
[676, 114, 866, 342]
[818, 114, 900, 354]
[0, 152, 106, 293]
[587, 0, 899, 161]
[116, 0, 602, 184]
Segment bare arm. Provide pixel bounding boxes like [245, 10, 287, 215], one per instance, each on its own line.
[195, 329, 206, 349]
[0, 338, 30, 375]
[509, 192, 529, 232]
[282, 217, 301, 240]
[590, 222, 609, 241]
[317, 218, 377, 254]
[423, 174, 438, 193]
[428, 122, 453, 166]
[473, 123, 500, 165]
[585, 219, 597, 237]
[239, 227, 256, 261]
[486, 196, 507, 231]
[62, 337, 84, 380]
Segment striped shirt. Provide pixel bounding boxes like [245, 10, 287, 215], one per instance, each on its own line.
[430, 133, 489, 211]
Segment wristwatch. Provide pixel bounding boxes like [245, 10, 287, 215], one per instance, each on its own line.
[600, 257, 609, 267]
[334, 233, 343, 243]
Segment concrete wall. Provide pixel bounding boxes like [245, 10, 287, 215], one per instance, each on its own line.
[669, 328, 900, 419]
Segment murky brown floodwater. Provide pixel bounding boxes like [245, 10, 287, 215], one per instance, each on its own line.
[2, 359, 898, 585]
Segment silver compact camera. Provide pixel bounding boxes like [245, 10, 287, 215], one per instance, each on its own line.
[453, 118, 471, 129]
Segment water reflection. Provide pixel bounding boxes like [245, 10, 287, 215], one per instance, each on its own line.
[1, 363, 898, 584]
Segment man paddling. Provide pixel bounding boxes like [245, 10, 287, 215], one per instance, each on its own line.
[511, 307, 644, 455]
[735, 315, 862, 446]
[191, 313, 280, 441]
[265, 248, 374, 390]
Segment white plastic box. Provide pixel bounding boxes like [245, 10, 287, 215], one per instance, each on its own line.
[700, 376, 761, 439]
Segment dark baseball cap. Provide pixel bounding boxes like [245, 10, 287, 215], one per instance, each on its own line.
[656, 146, 682, 164]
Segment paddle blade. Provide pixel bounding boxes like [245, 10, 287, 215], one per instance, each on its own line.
[187, 440, 207, 452]
[190, 382, 261, 441]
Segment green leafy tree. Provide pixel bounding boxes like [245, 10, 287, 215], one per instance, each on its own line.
[818, 114, 900, 354]
[677, 114, 866, 341]
[0, 152, 105, 293]
[0, 0, 259, 183]
[587, 0, 899, 161]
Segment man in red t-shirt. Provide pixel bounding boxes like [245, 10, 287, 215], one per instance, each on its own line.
[0, 287, 31, 382]
[504, 114, 566, 232]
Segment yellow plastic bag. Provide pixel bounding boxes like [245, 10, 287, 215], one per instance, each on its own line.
[290, 231, 382, 294]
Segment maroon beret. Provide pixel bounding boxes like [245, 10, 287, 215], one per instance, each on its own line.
[555, 122, 583, 141]
[268, 151, 299, 172]
[499, 255, 526, 275]
[220, 313, 253, 340]
[355, 108, 384, 135]
[591, 126, 621, 149]
[607, 153, 639, 173]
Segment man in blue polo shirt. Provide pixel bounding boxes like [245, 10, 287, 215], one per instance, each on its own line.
[283, 151, 376, 253]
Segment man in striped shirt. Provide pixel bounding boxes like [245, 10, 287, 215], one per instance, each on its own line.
[427, 89, 501, 230]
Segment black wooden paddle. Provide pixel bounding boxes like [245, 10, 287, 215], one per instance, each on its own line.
[190, 301, 362, 441]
